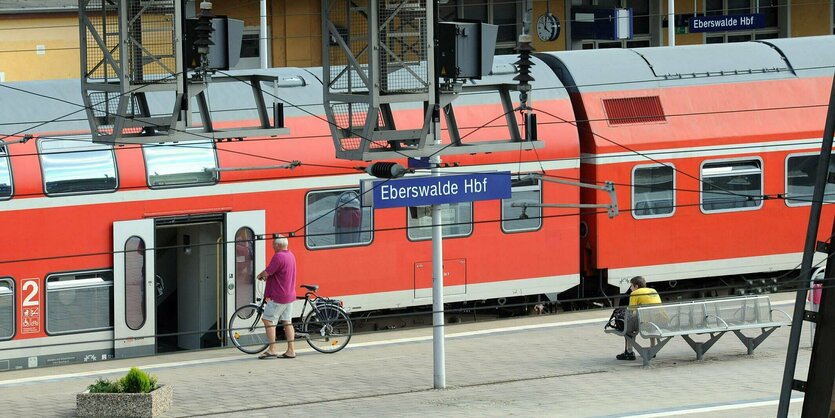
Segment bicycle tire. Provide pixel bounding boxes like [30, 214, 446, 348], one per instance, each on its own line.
[302, 305, 352, 353]
[228, 304, 270, 354]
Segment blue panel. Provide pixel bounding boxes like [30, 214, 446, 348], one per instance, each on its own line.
[369, 172, 511, 209]
[689, 14, 765, 33]
[571, 8, 633, 41]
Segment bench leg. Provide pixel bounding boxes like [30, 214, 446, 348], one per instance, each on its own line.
[732, 327, 778, 355]
[681, 332, 726, 360]
[625, 336, 672, 367]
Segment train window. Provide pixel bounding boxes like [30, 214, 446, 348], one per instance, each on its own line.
[46, 271, 113, 335]
[0, 146, 11, 200]
[701, 159, 763, 213]
[124, 237, 146, 330]
[0, 279, 13, 340]
[305, 188, 373, 249]
[38, 138, 117, 196]
[143, 141, 218, 188]
[785, 154, 835, 206]
[633, 165, 675, 218]
[235, 227, 255, 309]
[502, 176, 542, 232]
[407, 202, 473, 241]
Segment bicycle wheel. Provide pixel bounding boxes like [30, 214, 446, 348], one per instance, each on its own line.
[228, 304, 269, 354]
[303, 305, 352, 353]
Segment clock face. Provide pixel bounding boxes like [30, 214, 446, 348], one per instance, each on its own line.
[536, 13, 560, 42]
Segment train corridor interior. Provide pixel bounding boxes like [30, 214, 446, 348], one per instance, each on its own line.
[154, 219, 223, 353]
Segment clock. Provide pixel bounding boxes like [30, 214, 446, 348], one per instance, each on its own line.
[536, 13, 560, 42]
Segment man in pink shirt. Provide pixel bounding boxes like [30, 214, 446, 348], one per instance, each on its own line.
[256, 235, 297, 359]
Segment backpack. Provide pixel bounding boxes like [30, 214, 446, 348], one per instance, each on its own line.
[605, 307, 626, 332]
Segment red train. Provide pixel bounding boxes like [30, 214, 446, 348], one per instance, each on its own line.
[0, 36, 832, 369]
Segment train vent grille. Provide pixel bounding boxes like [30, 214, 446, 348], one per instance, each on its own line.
[603, 96, 666, 125]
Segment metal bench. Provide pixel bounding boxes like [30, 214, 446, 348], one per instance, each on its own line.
[605, 295, 791, 366]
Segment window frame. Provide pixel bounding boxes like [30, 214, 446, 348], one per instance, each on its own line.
[124, 236, 146, 331]
[37, 138, 119, 197]
[699, 157, 764, 214]
[45, 269, 113, 336]
[631, 163, 677, 220]
[784, 152, 835, 208]
[0, 278, 14, 341]
[406, 202, 475, 242]
[141, 141, 220, 189]
[501, 176, 543, 233]
[0, 145, 13, 201]
[304, 187, 375, 250]
[234, 226, 256, 310]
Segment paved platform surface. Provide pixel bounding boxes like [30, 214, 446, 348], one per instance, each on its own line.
[0, 293, 815, 417]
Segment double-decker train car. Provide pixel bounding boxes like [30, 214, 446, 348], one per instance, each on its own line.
[0, 55, 580, 368]
[0, 35, 833, 369]
[537, 36, 835, 296]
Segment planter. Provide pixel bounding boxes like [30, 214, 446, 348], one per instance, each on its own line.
[76, 385, 173, 417]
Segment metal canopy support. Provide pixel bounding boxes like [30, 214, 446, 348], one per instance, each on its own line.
[778, 70, 835, 417]
[322, 0, 542, 160]
[79, 0, 288, 144]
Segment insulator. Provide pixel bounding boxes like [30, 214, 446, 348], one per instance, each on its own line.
[366, 162, 408, 179]
[513, 38, 535, 110]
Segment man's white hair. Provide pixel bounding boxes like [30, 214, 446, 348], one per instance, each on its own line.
[274, 235, 289, 249]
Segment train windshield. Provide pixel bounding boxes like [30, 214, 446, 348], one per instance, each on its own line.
[0, 146, 10, 199]
[143, 141, 218, 188]
[38, 139, 117, 196]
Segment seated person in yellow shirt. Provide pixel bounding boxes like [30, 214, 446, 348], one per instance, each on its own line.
[617, 276, 662, 361]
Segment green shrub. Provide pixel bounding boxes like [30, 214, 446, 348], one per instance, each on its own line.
[87, 378, 121, 393]
[119, 367, 158, 393]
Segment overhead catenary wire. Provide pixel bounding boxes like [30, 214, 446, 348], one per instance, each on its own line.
[0, 39, 831, 276]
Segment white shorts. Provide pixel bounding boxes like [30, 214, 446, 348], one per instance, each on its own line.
[263, 300, 293, 323]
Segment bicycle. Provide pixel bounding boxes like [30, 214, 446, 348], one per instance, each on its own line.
[228, 284, 353, 354]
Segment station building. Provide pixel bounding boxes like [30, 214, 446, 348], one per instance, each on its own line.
[0, 0, 832, 82]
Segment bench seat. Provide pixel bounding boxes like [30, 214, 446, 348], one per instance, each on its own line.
[606, 295, 791, 366]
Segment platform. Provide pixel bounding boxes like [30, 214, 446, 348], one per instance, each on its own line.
[0, 293, 811, 417]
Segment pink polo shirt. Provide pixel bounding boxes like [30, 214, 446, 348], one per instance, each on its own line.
[264, 249, 297, 304]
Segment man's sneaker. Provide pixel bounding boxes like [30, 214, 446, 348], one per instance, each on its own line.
[616, 351, 636, 361]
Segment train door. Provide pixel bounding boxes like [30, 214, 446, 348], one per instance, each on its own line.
[223, 211, 266, 346]
[113, 219, 156, 358]
[154, 217, 223, 352]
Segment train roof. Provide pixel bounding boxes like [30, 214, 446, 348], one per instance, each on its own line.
[537, 35, 835, 93]
[760, 36, 835, 77]
[0, 54, 568, 138]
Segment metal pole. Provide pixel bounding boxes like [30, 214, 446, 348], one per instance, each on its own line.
[260, 0, 268, 69]
[668, 0, 676, 46]
[431, 107, 446, 390]
[778, 71, 835, 417]
[803, 214, 835, 416]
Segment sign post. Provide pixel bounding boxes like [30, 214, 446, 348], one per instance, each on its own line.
[362, 170, 511, 388]
[430, 152, 445, 389]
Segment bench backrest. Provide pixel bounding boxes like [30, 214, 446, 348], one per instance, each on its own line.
[635, 295, 775, 337]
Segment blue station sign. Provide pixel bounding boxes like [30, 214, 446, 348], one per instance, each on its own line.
[362, 172, 512, 209]
[689, 13, 765, 33]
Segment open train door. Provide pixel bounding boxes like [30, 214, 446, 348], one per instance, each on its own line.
[113, 219, 156, 358]
[224, 211, 266, 345]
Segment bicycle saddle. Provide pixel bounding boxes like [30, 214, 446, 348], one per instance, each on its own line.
[300, 284, 319, 292]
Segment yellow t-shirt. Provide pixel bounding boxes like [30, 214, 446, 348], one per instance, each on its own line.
[629, 287, 661, 307]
